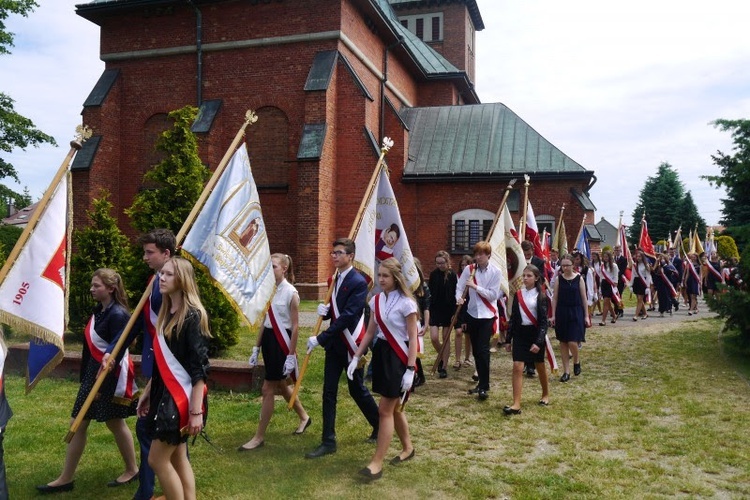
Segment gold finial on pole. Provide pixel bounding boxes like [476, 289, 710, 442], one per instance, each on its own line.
[70, 124, 93, 150]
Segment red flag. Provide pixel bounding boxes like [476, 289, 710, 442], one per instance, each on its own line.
[524, 200, 545, 259]
[618, 223, 632, 283]
[639, 217, 656, 263]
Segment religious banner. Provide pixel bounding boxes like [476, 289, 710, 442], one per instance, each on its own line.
[182, 143, 275, 326]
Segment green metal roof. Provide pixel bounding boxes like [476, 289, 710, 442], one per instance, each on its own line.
[374, 0, 460, 75]
[401, 103, 592, 180]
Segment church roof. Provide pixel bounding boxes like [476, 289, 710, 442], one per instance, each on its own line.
[401, 103, 592, 181]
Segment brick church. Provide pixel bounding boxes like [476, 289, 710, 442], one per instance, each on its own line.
[73, 0, 597, 299]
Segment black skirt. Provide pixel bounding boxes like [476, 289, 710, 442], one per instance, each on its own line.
[260, 326, 289, 381]
[72, 360, 136, 422]
[372, 339, 407, 399]
[511, 325, 546, 364]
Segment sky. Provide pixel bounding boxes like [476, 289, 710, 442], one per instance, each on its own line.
[2, 1, 749, 227]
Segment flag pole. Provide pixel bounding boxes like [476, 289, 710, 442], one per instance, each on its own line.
[553, 203, 565, 253]
[431, 178, 517, 374]
[65, 112, 258, 442]
[0, 126, 91, 286]
[288, 137, 394, 410]
[574, 214, 587, 248]
[519, 174, 530, 241]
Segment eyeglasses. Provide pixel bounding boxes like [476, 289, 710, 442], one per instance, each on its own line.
[330, 250, 349, 256]
[561, 264, 573, 267]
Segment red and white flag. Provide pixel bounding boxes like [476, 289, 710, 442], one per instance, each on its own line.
[524, 200, 545, 259]
[0, 171, 69, 391]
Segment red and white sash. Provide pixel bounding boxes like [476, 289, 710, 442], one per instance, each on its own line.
[516, 290, 558, 372]
[705, 262, 725, 284]
[686, 263, 702, 294]
[658, 267, 678, 298]
[268, 305, 298, 380]
[373, 293, 409, 366]
[84, 314, 138, 405]
[632, 265, 651, 304]
[153, 327, 206, 432]
[470, 264, 498, 332]
[516, 290, 538, 327]
[331, 279, 366, 361]
[599, 266, 622, 306]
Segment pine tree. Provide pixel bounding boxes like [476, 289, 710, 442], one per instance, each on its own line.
[628, 163, 685, 242]
[677, 192, 706, 238]
[126, 106, 240, 353]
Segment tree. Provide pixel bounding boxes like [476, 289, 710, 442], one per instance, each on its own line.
[70, 190, 139, 331]
[677, 192, 706, 238]
[126, 105, 240, 354]
[0, 2, 56, 205]
[628, 163, 687, 243]
[703, 119, 750, 249]
[716, 235, 739, 261]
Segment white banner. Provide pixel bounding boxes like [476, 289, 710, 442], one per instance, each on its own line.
[182, 143, 275, 326]
[354, 166, 419, 295]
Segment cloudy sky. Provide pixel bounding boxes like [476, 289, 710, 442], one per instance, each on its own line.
[2, 0, 749, 227]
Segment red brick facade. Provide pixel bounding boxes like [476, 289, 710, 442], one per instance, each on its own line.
[75, 0, 594, 299]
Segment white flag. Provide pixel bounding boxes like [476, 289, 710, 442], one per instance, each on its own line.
[502, 206, 526, 296]
[0, 172, 68, 390]
[353, 166, 419, 294]
[182, 143, 275, 326]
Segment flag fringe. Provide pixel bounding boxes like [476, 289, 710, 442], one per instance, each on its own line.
[0, 311, 65, 349]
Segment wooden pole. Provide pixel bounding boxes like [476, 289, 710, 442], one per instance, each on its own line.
[288, 137, 394, 410]
[66, 112, 257, 442]
[519, 174, 530, 242]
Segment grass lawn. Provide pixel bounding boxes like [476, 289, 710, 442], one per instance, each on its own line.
[5, 311, 750, 498]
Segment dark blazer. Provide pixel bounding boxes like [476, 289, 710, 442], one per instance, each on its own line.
[507, 289, 548, 348]
[316, 268, 368, 353]
[0, 377, 11, 429]
[530, 256, 545, 271]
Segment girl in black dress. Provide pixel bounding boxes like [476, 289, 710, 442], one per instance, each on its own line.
[503, 265, 549, 414]
[551, 255, 590, 382]
[37, 269, 138, 494]
[137, 257, 210, 500]
[428, 250, 456, 376]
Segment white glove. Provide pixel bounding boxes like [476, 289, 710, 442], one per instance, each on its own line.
[346, 355, 361, 380]
[306, 336, 319, 353]
[317, 303, 330, 317]
[283, 355, 297, 376]
[248, 346, 260, 367]
[401, 369, 415, 392]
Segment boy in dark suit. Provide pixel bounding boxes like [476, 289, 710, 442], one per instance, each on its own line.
[305, 238, 379, 458]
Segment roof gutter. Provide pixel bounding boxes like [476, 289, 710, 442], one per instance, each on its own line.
[401, 171, 597, 184]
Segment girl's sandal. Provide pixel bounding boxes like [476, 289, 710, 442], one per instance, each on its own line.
[453, 360, 462, 370]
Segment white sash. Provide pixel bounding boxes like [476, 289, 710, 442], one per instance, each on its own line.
[153, 329, 198, 431]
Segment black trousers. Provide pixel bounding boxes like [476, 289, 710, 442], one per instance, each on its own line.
[467, 317, 494, 391]
[321, 347, 379, 446]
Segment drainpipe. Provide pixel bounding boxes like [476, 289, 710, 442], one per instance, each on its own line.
[187, 0, 203, 105]
[380, 36, 404, 143]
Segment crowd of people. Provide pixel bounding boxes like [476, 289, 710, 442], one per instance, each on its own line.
[7, 227, 743, 496]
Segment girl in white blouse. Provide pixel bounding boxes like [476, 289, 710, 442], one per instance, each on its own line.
[348, 258, 418, 481]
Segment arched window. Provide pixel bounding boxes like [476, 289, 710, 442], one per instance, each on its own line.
[451, 208, 494, 253]
[246, 106, 290, 190]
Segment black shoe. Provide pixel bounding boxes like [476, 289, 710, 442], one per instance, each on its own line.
[438, 369, 448, 379]
[468, 386, 480, 395]
[503, 405, 521, 415]
[365, 432, 378, 444]
[305, 444, 337, 459]
[107, 475, 139, 487]
[617, 310, 624, 319]
[389, 448, 415, 465]
[358, 466, 383, 481]
[471, 372, 479, 382]
[293, 417, 312, 435]
[560, 373, 570, 383]
[477, 390, 488, 401]
[526, 368, 536, 378]
[573, 363, 581, 376]
[36, 482, 75, 494]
